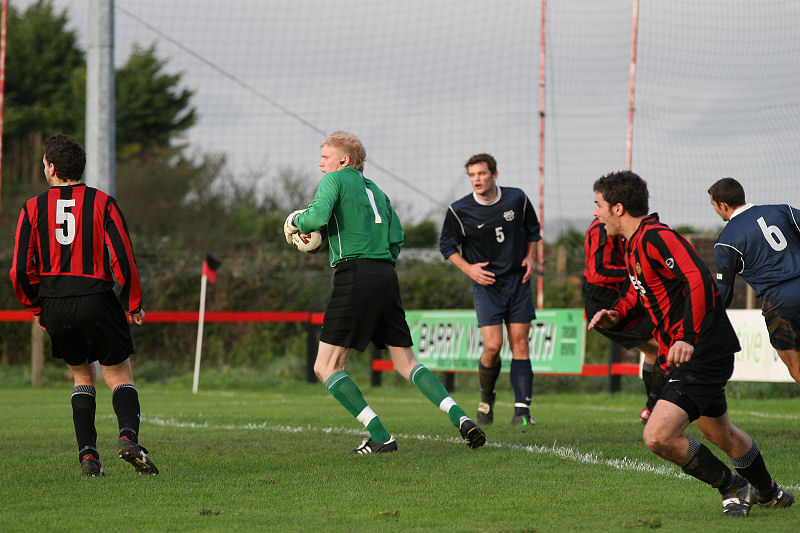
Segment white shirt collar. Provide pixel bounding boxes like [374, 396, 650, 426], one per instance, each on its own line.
[730, 203, 754, 220]
[473, 185, 502, 206]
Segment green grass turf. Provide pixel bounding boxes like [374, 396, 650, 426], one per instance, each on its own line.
[0, 381, 797, 532]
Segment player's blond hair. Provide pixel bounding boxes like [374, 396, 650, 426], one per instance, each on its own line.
[321, 130, 366, 171]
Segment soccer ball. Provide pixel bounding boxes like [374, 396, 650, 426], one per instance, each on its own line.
[292, 227, 328, 254]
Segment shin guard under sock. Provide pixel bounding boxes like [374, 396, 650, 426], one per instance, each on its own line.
[731, 440, 773, 494]
[410, 364, 467, 428]
[72, 385, 97, 461]
[510, 359, 533, 415]
[112, 384, 140, 442]
[478, 361, 501, 404]
[326, 371, 391, 443]
[681, 437, 734, 492]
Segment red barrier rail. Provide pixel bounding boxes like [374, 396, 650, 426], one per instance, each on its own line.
[371, 359, 640, 377]
[0, 310, 325, 324]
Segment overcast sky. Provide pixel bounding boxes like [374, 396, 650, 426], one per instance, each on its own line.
[14, 0, 800, 237]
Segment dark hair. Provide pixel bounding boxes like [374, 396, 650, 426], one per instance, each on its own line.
[593, 170, 649, 217]
[708, 177, 745, 207]
[43, 135, 85, 182]
[465, 153, 497, 175]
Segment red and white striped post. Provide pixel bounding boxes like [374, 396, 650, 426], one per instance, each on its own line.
[536, 0, 547, 310]
[626, 0, 640, 171]
[0, 0, 8, 217]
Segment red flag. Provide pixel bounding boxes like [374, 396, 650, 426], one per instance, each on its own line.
[202, 254, 221, 284]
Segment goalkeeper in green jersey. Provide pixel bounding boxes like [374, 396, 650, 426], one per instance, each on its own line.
[283, 131, 485, 454]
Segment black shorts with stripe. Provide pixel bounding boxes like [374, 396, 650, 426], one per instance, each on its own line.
[320, 258, 413, 351]
[41, 291, 135, 366]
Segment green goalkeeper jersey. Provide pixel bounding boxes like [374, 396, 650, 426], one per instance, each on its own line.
[294, 166, 404, 267]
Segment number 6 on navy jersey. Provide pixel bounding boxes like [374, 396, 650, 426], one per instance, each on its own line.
[757, 216, 787, 251]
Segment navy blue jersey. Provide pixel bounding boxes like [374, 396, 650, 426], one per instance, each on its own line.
[439, 186, 541, 278]
[713, 204, 800, 307]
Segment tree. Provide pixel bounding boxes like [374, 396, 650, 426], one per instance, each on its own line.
[1, 4, 198, 199]
[115, 44, 196, 157]
[3, 1, 84, 185]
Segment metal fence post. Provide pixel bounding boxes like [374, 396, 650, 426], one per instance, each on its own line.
[370, 344, 382, 387]
[31, 319, 44, 387]
[608, 340, 622, 393]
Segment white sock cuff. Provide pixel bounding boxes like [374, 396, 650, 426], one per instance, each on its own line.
[409, 364, 425, 384]
[439, 397, 456, 413]
[356, 406, 377, 427]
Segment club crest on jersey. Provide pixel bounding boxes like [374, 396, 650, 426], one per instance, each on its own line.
[636, 262, 642, 275]
[503, 210, 515, 221]
[665, 258, 675, 269]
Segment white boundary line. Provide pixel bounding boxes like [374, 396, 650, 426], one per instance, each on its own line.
[142, 415, 800, 491]
[145, 416, 684, 479]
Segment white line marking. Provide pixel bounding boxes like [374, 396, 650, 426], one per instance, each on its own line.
[144, 416, 682, 477]
[137, 415, 800, 491]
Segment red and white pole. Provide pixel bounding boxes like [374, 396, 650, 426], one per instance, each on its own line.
[536, 0, 547, 309]
[0, 0, 8, 217]
[626, 0, 640, 171]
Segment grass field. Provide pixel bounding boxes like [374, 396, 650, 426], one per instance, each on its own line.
[1, 380, 798, 532]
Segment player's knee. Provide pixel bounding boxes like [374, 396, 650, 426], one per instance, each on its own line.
[642, 428, 672, 458]
[509, 342, 529, 358]
[483, 342, 502, 359]
[313, 361, 332, 382]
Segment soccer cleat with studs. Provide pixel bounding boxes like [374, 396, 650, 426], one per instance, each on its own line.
[757, 481, 795, 508]
[476, 401, 494, 425]
[81, 454, 104, 477]
[511, 413, 535, 426]
[459, 418, 486, 449]
[118, 436, 159, 475]
[349, 436, 397, 455]
[721, 475, 755, 517]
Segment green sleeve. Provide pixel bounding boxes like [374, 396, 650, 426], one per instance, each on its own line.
[295, 173, 338, 232]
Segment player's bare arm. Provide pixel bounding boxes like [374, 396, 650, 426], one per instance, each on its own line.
[587, 309, 620, 330]
[667, 340, 693, 367]
[447, 252, 496, 285]
[520, 241, 537, 283]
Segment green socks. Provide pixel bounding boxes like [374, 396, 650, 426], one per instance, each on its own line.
[410, 364, 467, 428]
[326, 371, 391, 444]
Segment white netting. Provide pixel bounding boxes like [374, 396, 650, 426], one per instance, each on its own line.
[11, 0, 800, 236]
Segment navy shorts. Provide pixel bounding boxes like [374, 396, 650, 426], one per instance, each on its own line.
[321, 258, 413, 351]
[40, 291, 135, 367]
[761, 280, 800, 351]
[472, 271, 536, 327]
[659, 353, 734, 422]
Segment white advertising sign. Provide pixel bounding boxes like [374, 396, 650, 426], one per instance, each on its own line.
[727, 309, 794, 383]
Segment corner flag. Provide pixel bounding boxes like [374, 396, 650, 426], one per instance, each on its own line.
[194, 253, 221, 393]
[202, 254, 221, 284]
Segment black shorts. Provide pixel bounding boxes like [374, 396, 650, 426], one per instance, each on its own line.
[41, 291, 135, 367]
[320, 258, 413, 351]
[659, 353, 734, 422]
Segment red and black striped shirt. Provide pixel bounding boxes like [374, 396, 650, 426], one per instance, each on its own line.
[583, 217, 628, 294]
[614, 214, 739, 361]
[10, 184, 142, 315]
